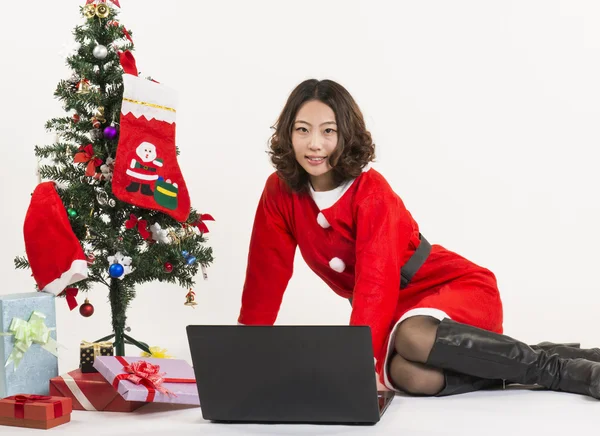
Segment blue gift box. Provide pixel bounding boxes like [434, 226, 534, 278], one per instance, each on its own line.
[0, 292, 59, 398]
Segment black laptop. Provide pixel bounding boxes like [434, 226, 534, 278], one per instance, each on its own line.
[185, 325, 394, 425]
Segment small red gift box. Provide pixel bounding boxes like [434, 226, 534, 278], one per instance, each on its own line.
[0, 394, 72, 430]
[49, 369, 146, 412]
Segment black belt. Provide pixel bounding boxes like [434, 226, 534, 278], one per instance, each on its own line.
[348, 233, 431, 306]
[400, 233, 431, 289]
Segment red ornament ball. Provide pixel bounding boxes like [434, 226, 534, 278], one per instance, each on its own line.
[80, 299, 94, 317]
[73, 114, 80, 123]
[164, 262, 173, 273]
[92, 118, 101, 129]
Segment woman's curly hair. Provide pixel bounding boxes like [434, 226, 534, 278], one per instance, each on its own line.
[268, 79, 375, 193]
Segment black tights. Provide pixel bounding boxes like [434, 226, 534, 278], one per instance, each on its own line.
[388, 316, 445, 395]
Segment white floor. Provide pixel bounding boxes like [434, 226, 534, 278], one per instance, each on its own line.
[6, 387, 598, 435]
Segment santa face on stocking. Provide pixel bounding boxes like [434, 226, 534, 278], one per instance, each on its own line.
[125, 142, 164, 196]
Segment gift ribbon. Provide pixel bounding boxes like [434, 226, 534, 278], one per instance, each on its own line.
[4, 395, 64, 420]
[60, 372, 97, 411]
[81, 340, 113, 358]
[141, 346, 173, 359]
[112, 357, 195, 402]
[0, 311, 59, 370]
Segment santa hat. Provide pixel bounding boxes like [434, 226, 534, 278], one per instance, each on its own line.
[23, 182, 88, 295]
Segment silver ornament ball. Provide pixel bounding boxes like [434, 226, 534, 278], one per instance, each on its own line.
[93, 45, 108, 60]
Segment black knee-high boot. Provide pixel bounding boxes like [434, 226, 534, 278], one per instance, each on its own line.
[436, 342, 600, 397]
[436, 342, 600, 396]
[435, 371, 504, 397]
[532, 343, 600, 362]
[426, 318, 600, 399]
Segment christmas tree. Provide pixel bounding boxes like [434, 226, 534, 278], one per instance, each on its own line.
[14, 1, 214, 356]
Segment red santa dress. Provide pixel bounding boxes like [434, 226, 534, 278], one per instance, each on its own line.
[237, 166, 504, 391]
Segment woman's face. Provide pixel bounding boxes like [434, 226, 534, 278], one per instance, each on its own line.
[291, 100, 338, 191]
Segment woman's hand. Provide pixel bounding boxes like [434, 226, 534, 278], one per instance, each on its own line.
[376, 373, 391, 391]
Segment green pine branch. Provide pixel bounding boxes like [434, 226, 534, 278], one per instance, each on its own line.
[14, 257, 30, 269]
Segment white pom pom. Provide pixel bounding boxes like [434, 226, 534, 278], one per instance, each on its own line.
[317, 212, 330, 229]
[329, 257, 346, 273]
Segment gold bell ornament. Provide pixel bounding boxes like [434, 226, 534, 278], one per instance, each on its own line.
[95, 106, 106, 123]
[76, 78, 91, 94]
[95, 3, 110, 18]
[83, 4, 96, 19]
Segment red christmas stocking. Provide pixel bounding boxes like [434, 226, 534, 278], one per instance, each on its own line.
[111, 51, 191, 222]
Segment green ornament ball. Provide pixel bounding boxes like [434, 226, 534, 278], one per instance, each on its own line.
[67, 208, 77, 217]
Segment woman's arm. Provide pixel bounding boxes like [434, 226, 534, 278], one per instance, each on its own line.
[351, 191, 414, 360]
[237, 174, 297, 325]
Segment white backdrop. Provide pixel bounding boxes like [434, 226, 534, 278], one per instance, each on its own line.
[1, 0, 600, 375]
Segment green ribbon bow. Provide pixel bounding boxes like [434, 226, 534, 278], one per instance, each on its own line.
[0, 311, 59, 370]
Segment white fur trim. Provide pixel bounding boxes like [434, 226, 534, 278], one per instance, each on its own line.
[329, 257, 346, 273]
[382, 308, 450, 391]
[41, 259, 88, 296]
[316, 212, 331, 228]
[125, 169, 159, 181]
[121, 74, 177, 123]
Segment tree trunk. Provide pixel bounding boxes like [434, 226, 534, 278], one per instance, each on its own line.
[109, 278, 126, 356]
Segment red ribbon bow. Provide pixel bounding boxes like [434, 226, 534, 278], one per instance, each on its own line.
[113, 357, 196, 402]
[125, 214, 150, 240]
[5, 395, 64, 420]
[74, 144, 103, 177]
[86, 0, 121, 7]
[107, 20, 133, 44]
[192, 214, 215, 234]
[59, 287, 79, 311]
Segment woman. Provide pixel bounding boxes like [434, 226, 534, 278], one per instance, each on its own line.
[237, 79, 600, 397]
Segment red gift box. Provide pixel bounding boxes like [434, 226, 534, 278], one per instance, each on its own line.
[49, 369, 147, 412]
[0, 394, 72, 430]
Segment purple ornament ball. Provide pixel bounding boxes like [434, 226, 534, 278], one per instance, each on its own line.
[103, 126, 118, 140]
